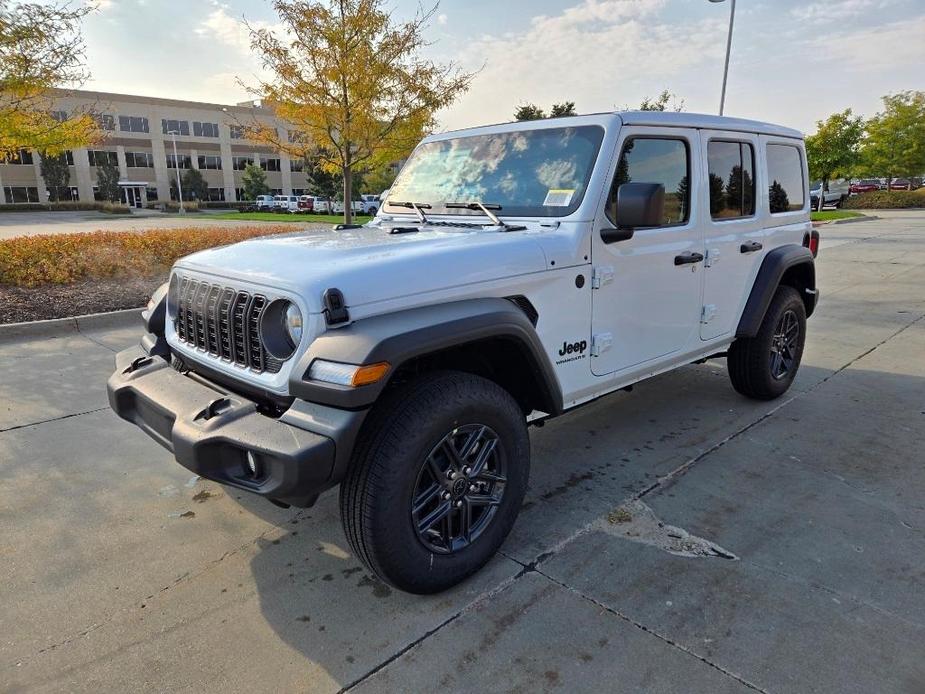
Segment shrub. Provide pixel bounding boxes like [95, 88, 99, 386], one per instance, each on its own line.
[843, 191, 925, 209]
[0, 201, 131, 213]
[0, 225, 298, 287]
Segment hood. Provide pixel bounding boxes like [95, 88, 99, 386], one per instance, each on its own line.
[175, 223, 549, 313]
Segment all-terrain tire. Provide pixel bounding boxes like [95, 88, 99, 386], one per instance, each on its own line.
[339, 371, 530, 594]
[728, 285, 806, 400]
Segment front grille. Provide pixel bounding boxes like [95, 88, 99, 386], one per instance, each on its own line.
[173, 276, 283, 374]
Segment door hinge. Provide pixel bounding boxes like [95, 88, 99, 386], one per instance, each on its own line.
[591, 332, 613, 356]
[591, 266, 614, 289]
[701, 304, 717, 323]
[705, 248, 720, 268]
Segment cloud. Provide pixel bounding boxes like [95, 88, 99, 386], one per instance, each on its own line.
[790, 0, 898, 22]
[809, 14, 925, 70]
[437, 13, 447, 25]
[439, 0, 724, 130]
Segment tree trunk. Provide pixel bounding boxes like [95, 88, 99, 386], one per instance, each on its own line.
[343, 161, 353, 225]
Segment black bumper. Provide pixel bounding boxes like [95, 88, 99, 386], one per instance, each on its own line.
[108, 346, 340, 507]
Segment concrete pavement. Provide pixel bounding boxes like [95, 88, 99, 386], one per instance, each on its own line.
[1, 211, 924, 693]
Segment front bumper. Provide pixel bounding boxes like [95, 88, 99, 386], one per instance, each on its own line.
[107, 346, 338, 507]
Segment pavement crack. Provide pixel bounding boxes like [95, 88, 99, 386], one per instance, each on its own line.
[531, 567, 770, 693]
[0, 407, 109, 434]
[74, 323, 119, 353]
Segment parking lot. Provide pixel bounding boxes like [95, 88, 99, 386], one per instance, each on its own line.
[1, 211, 923, 693]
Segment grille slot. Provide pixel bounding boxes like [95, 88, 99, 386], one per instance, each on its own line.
[172, 277, 281, 374]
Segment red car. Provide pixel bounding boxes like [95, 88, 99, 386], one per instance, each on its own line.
[850, 179, 880, 194]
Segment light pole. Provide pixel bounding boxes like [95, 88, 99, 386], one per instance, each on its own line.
[709, 0, 736, 116]
[168, 130, 185, 214]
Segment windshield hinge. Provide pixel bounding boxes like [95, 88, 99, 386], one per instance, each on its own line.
[591, 266, 614, 289]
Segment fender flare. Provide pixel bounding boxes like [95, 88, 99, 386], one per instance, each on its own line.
[736, 244, 817, 338]
[288, 298, 563, 414]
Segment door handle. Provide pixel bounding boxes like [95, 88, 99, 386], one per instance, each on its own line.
[740, 241, 763, 253]
[674, 251, 704, 266]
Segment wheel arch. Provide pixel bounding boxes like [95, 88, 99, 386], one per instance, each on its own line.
[288, 298, 563, 416]
[736, 244, 817, 338]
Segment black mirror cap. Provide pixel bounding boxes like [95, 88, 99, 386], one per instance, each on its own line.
[614, 182, 665, 230]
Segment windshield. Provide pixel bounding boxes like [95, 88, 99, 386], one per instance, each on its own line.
[385, 125, 605, 218]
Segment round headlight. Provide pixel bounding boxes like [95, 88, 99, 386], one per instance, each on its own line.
[285, 302, 303, 345]
[260, 299, 303, 360]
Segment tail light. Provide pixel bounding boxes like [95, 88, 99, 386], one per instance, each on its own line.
[803, 230, 820, 258]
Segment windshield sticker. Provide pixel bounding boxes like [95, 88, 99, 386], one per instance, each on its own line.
[544, 189, 575, 207]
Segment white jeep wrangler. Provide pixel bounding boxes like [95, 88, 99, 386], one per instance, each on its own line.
[109, 111, 819, 594]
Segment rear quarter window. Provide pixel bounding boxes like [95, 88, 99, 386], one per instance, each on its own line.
[766, 144, 805, 213]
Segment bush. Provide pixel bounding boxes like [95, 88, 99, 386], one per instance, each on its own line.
[843, 191, 925, 209]
[0, 201, 131, 213]
[0, 225, 297, 287]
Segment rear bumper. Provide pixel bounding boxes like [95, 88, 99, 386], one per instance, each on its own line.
[107, 346, 350, 507]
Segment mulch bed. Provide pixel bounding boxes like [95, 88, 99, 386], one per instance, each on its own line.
[0, 276, 162, 324]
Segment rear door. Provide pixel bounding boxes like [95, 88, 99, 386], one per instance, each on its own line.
[590, 127, 704, 376]
[699, 131, 766, 341]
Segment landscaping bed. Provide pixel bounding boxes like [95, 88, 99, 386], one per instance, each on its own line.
[0, 276, 159, 324]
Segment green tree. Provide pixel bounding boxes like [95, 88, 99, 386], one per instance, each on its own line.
[39, 151, 70, 201]
[708, 173, 725, 216]
[549, 101, 577, 118]
[0, 1, 101, 158]
[769, 180, 790, 214]
[805, 108, 864, 210]
[638, 90, 684, 112]
[241, 162, 269, 200]
[363, 164, 397, 194]
[860, 91, 925, 186]
[182, 168, 209, 201]
[514, 103, 545, 121]
[247, 0, 475, 224]
[95, 156, 120, 202]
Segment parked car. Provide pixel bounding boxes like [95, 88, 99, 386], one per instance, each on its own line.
[331, 199, 365, 215]
[254, 194, 275, 211]
[849, 179, 880, 194]
[274, 195, 300, 212]
[809, 180, 849, 209]
[297, 195, 315, 213]
[889, 179, 912, 191]
[359, 194, 380, 215]
[109, 111, 819, 594]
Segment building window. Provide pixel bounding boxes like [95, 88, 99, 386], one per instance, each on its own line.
[767, 144, 805, 213]
[146, 186, 159, 202]
[88, 150, 118, 167]
[3, 149, 34, 165]
[125, 151, 154, 168]
[46, 186, 80, 201]
[193, 122, 219, 138]
[96, 114, 116, 131]
[205, 187, 226, 202]
[162, 119, 190, 136]
[708, 141, 756, 219]
[270, 188, 283, 196]
[606, 137, 690, 227]
[292, 188, 305, 196]
[261, 158, 281, 172]
[290, 158, 304, 172]
[64, 151, 74, 166]
[197, 154, 222, 170]
[230, 125, 246, 140]
[232, 156, 252, 171]
[3, 186, 40, 203]
[119, 115, 150, 133]
[166, 154, 192, 169]
[234, 187, 246, 201]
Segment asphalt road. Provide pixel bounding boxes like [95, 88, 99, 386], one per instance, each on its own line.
[1, 211, 924, 693]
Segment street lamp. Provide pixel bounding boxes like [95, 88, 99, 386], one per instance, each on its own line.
[167, 130, 185, 214]
[709, 0, 736, 116]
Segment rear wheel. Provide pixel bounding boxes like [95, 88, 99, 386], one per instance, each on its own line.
[728, 286, 806, 400]
[340, 371, 529, 594]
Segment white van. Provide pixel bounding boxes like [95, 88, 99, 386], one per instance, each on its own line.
[274, 195, 300, 213]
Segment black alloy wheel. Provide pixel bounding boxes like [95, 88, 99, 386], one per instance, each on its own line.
[770, 309, 800, 380]
[411, 424, 506, 554]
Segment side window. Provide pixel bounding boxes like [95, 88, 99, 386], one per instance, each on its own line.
[766, 144, 805, 213]
[708, 141, 755, 219]
[606, 137, 690, 227]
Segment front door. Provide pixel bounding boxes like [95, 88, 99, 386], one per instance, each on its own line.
[591, 128, 704, 376]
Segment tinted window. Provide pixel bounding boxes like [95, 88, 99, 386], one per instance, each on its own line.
[606, 137, 689, 226]
[386, 126, 605, 218]
[708, 141, 755, 219]
[766, 144, 804, 213]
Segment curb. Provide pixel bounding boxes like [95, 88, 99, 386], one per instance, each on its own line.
[0, 307, 142, 342]
[831, 215, 880, 225]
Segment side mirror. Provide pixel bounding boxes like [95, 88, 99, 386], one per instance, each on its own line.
[614, 182, 665, 230]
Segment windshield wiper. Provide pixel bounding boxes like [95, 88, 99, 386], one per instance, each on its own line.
[389, 200, 431, 224]
[444, 201, 524, 231]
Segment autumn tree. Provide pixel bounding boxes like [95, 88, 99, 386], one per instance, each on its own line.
[638, 90, 684, 112]
[0, 1, 101, 158]
[805, 108, 864, 210]
[241, 163, 270, 200]
[39, 151, 70, 201]
[860, 91, 925, 187]
[246, 0, 475, 223]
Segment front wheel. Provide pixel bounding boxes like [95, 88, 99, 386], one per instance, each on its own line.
[339, 371, 530, 594]
[727, 286, 806, 400]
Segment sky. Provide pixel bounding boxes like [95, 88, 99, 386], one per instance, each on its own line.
[80, 0, 925, 135]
